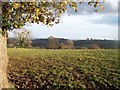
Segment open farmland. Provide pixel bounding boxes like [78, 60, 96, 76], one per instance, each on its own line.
[7, 48, 120, 90]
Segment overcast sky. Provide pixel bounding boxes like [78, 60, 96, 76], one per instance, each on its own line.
[9, 0, 118, 40]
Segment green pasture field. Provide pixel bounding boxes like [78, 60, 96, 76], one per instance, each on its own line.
[7, 48, 120, 90]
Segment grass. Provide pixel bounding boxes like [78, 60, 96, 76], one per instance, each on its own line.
[7, 48, 120, 90]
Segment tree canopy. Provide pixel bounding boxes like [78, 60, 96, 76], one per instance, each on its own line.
[1, 0, 105, 34]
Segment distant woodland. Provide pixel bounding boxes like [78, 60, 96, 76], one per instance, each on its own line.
[8, 37, 118, 49]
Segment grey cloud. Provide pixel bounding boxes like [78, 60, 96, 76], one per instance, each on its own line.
[91, 15, 118, 25]
[67, 2, 118, 15]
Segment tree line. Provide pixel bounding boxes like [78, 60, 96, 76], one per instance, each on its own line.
[7, 28, 118, 49]
[8, 36, 118, 49]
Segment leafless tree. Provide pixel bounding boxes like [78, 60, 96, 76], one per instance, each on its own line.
[48, 36, 59, 49]
[13, 28, 32, 47]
